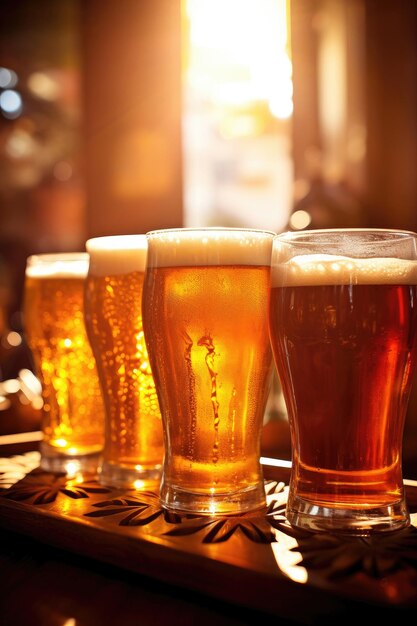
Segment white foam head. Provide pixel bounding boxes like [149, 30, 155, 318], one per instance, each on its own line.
[272, 229, 417, 286]
[86, 235, 147, 276]
[146, 228, 275, 268]
[271, 253, 417, 287]
[25, 253, 89, 279]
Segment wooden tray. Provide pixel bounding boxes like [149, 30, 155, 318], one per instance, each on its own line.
[1, 451, 417, 622]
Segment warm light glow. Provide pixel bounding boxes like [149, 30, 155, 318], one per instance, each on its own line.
[266, 482, 308, 583]
[182, 0, 293, 231]
[67, 475, 85, 486]
[5, 129, 36, 159]
[6, 331, 22, 347]
[271, 531, 308, 583]
[64, 462, 82, 479]
[2, 379, 20, 394]
[0, 396, 11, 411]
[185, 0, 292, 118]
[28, 71, 60, 101]
[289, 210, 312, 230]
[31, 396, 44, 410]
[133, 479, 146, 489]
[260, 456, 292, 469]
[19, 368, 42, 395]
[55, 438, 68, 448]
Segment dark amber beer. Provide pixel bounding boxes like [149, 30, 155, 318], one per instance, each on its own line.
[24, 254, 104, 474]
[269, 230, 417, 533]
[85, 235, 163, 488]
[142, 228, 274, 514]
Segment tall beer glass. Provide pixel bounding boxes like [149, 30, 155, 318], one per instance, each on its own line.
[85, 235, 163, 488]
[142, 228, 274, 514]
[269, 229, 417, 533]
[24, 253, 105, 474]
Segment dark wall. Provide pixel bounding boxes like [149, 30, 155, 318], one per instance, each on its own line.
[80, 0, 183, 237]
[365, 0, 417, 231]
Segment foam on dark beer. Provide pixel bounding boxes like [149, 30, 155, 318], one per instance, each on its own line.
[271, 254, 417, 287]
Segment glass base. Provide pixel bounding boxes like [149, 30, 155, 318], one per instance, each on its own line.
[286, 494, 410, 535]
[98, 460, 162, 490]
[40, 441, 101, 476]
[160, 481, 266, 516]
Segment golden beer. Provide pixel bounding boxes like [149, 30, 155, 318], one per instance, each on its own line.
[142, 228, 274, 514]
[85, 235, 163, 488]
[24, 254, 104, 473]
[269, 229, 417, 533]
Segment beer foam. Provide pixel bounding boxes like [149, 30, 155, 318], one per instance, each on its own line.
[271, 254, 417, 287]
[146, 229, 274, 267]
[86, 235, 147, 276]
[25, 254, 89, 279]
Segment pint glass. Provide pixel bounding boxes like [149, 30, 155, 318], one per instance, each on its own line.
[269, 229, 417, 533]
[24, 254, 105, 474]
[84, 235, 163, 488]
[142, 228, 274, 514]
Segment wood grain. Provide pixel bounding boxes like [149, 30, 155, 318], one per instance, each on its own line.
[1, 452, 417, 622]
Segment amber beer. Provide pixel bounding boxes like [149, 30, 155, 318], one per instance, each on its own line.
[85, 235, 163, 488]
[24, 254, 104, 473]
[269, 229, 417, 533]
[142, 228, 274, 514]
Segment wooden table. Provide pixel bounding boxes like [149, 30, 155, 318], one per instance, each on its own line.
[1, 434, 417, 625]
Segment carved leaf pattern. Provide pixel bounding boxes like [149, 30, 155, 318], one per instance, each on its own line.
[3, 453, 417, 587]
[291, 525, 417, 580]
[84, 480, 287, 543]
[85, 492, 183, 526]
[163, 480, 287, 544]
[2, 470, 110, 504]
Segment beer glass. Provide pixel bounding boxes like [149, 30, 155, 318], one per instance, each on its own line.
[269, 229, 417, 533]
[84, 235, 163, 488]
[142, 228, 274, 514]
[24, 253, 105, 474]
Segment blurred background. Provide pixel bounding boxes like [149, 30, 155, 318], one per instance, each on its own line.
[0, 0, 416, 473]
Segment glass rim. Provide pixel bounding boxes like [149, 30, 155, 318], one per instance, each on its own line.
[146, 227, 276, 238]
[26, 252, 89, 265]
[275, 228, 417, 245]
[86, 234, 147, 251]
